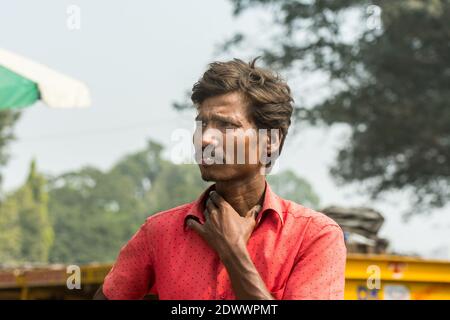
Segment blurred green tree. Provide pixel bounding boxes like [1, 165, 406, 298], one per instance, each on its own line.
[14, 160, 53, 263]
[0, 109, 21, 264]
[47, 140, 207, 263]
[47, 166, 138, 264]
[203, 0, 450, 214]
[146, 161, 209, 214]
[268, 169, 320, 209]
[0, 110, 20, 188]
[0, 194, 21, 264]
[47, 141, 163, 264]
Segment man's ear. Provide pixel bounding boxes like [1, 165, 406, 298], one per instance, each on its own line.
[259, 129, 282, 175]
[265, 129, 282, 159]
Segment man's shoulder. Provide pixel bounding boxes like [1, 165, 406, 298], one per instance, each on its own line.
[146, 201, 195, 223]
[283, 199, 341, 231]
[143, 201, 195, 230]
[282, 200, 345, 253]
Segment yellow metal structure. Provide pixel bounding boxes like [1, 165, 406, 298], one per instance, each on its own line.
[0, 254, 449, 299]
[345, 254, 450, 300]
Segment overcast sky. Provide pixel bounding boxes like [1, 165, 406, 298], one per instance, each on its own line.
[1, 0, 449, 259]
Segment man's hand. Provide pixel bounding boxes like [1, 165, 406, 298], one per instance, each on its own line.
[186, 190, 273, 300]
[186, 191, 261, 260]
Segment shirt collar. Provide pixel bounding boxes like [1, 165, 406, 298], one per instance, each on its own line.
[183, 181, 284, 231]
[257, 182, 285, 226]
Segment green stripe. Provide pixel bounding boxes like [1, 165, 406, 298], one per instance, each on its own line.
[0, 65, 39, 110]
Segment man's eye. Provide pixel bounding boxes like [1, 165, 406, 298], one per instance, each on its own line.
[222, 122, 237, 129]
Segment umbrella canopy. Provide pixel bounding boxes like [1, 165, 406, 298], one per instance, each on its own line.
[0, 48, 91, 110]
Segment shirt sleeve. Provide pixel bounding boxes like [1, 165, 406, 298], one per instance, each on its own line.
[102, 220, 155, 300]
[282, 224, 347, 300]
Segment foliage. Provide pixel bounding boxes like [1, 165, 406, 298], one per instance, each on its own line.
[221, 0, 450, 213]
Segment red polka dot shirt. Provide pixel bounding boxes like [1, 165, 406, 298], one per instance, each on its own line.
[103, 182, 347, 300]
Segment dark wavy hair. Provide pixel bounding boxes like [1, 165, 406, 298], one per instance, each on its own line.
[191, 57, 294, 153]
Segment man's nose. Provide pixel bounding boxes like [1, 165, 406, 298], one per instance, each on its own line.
[201, 127, 220, 148]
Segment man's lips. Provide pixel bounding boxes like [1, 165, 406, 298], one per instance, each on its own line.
[195, 152, 224, 165]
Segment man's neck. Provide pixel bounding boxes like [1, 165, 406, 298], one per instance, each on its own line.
[214, 174, 266, 217]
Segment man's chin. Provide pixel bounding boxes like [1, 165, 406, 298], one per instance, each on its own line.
[199, 169, 216, 182]
[198, 165, 224, 182]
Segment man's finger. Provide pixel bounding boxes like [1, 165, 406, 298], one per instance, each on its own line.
[209, 191, 226, 207]
[203, 208, 210, 221]
[206, 198, 218, 217]
[186, 218, 205, 236]
[246, 204, 262, 218]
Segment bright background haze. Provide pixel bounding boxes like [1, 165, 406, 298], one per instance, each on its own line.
[1, 0, 449, 259]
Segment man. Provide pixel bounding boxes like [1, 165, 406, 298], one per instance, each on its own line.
[94, 58, 346, 300]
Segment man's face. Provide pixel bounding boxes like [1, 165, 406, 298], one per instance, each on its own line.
[193, 92, 265, 182]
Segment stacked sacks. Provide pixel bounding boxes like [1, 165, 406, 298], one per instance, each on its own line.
[321, 206, 389, 254]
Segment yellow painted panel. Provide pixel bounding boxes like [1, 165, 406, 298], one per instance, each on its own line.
[1, 255, 450, 300]
[345, 279, 450, 300]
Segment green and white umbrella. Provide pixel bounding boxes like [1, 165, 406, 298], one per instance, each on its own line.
[0, 48, 91, 110]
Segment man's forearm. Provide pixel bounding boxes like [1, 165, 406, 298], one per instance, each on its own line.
[220, 242, 274, 300]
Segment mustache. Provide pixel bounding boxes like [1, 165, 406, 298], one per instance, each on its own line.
[194, 147, 225, 161]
